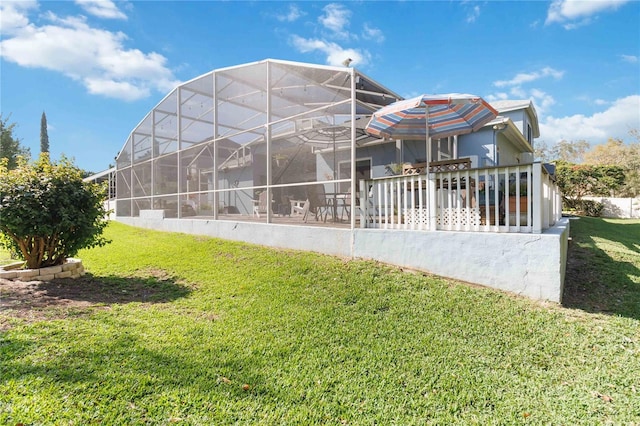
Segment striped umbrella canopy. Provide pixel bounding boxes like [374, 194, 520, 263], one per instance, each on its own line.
[365, 93, 498, 229]
[365, 93, 498, 141]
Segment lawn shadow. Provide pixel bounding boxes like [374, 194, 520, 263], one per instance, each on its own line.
[43, 271, 193, 304]
[1, 332, 281, 423]
[1, 270, 192, 329]
[562, 218, 640, 320]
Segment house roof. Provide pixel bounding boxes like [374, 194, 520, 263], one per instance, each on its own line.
[490, 100, 532, 112]
[489, 99, 540, 138]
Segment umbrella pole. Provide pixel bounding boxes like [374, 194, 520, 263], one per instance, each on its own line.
[425, 108, 432, 230]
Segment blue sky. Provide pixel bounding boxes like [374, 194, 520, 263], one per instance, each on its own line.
[1, 0, 638, 173]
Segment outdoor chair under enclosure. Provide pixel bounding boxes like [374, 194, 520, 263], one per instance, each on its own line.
[303, 184, 332, 223]
[253, 191, 272, 218]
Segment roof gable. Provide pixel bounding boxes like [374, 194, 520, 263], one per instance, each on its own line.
[489, 99, 540, 138]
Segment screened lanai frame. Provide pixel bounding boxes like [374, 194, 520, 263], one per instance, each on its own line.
[115, 59, 401, 227]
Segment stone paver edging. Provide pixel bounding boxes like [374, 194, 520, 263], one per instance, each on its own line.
[0, 258, 85, 281]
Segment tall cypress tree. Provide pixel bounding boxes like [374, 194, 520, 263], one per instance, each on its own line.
[40, 111, 49, 153]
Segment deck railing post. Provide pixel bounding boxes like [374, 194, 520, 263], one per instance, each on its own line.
[555, 185, 563, 223]
[543, 174, 551, 229]
[428, 173, 437, 231]
[532, 162, 543, 233]
[359, 179, 367, 228]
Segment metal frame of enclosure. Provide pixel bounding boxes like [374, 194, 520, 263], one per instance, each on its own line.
[115, 59, 400, 227]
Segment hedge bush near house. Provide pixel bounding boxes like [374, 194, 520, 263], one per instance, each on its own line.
[0, 154, 109, 269]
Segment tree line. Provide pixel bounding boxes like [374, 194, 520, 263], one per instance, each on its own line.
[535, 131, 639, 215]
[0, 112, 50, 169]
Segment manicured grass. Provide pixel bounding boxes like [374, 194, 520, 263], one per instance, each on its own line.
[1, 220, 639, 424]
[563, 217, 640, 318]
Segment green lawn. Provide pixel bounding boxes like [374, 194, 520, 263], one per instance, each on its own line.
[563, 217, 640, 318]
[1, 220, 639, 424]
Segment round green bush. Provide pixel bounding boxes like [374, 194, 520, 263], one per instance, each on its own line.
[0, 154, 110, 268]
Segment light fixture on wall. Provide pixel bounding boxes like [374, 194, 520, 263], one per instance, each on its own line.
[492, 121, 507, 166]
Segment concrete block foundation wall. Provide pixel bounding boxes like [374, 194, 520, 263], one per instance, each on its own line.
[118, 217, 570, 303]
[0, 258, 85, 282]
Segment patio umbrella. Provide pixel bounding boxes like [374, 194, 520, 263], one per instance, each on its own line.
[365, 93, 497, 148]
[365, 93, 498, 227]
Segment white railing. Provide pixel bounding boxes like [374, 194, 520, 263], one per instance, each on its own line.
[359, 162, 562, 233]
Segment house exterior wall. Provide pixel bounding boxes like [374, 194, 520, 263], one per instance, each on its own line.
[402, 140, 427, 164]
[458, 128, 494, 166]
[501, 110, 526, 135]
[116, 216, 570, 303]
[496, 132, 523, 166]
[357, 143, 398, 177]
[500, 108, 536, 147]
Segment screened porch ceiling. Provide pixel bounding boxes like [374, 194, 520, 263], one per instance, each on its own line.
[121, 60, 401, 166]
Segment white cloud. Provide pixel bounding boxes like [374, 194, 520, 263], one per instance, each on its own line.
[289, 4, 380, 68]
[0, 10, 179, 101]
[488, 67, 565, 116]
[276, 4, 304, 22]
[509, 86, 527, 98]
[362, 23, 384, 43]
[529, 88, 556, 114]
[620, 54, 638, 63]
[319, 3, 351, 39]
[290, 35, 370, 67]
[486, 92, 509, 101]
[539, 95, 640, 144]
[75, 0, 127, 20]
[84, 77, 148, 101]
[0, 0, 38, 35]
[545, 0, 630, 28]
[466, 5, 480, 23]
[494, 67, 564, 88]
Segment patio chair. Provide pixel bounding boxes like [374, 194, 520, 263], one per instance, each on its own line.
[292, 199, 311, 221]
[337, 189, 351, 221]
[304, 184, 332, 223]
[276, 194, 292, 216]
[253, 191, 272, 218]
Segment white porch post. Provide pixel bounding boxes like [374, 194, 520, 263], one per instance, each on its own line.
[428, 177, 437, 231]
[350, 68, 357, 231]
[266, 62, 272, 223]
[212, 71, 219, 220]
[532, 162, 543, 233]
[359, 179, 367, 228]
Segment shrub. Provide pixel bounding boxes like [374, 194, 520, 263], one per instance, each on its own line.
[555, 161, 625, 202]
[577, 200, 604, 217]
[0, 154, 110, 269]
